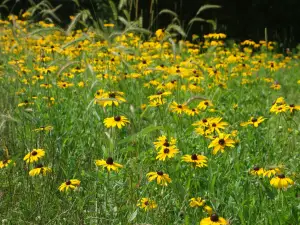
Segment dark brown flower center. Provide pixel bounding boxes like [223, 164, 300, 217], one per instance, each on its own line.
[218, 139, 225, 145]
[212, 123, 216, 127]
[144, 201, 149, 205]
[202, 119, 207, 123]
[177, 105, 182, 109]
[253, 166, 260, 171]
[36, 164, 43, 168]
[163, 148, 170, 153]
[66, 180, 71, 185]
[210, 213, 219, 222]
[114, 116, 121, 121]
[290, 104, 295, 107]
[278, 174, 285, 179]
[157, 171, 164, 176]
[106, 157, 114, 165]
[109, 93, 116, 98]
[251, 118, 257, 122]
[191, 154, 198, 160]
[204, 101, 209, 105]
[31, 151, 37, 156]
[163, 141, 170, 147]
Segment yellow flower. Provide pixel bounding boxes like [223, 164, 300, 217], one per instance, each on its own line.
[288, 104, 300, 113]
[270, 83, 281, 90]
[148, 91, 171, 100]
[95, 91, 126, 107]
[197, 100, 213, 110]
[33, 126, 53, 132]
[0, 159, 13, 169]
[189, 197, 206, 207]
[250, 166, 265, 176]
[103, 116, 130, 129]
[153, 135, 177, 150]
[240, 116, 265, 127]
[104, 23, 115, 27]
[78, 81, 85, 87]
[200, 214, 228, 225]
[156, 146, 179, 161]
[182, 154, 208, 168]
[146, 171, 171, 186]
[185, 108, 200, 116]
[29, 164, 51, 176]
[204, 205, 213, 215]
[208, 133, 235, 154]
[270, 174, 294, 189]
[58, 179, 81, 192]
[169, 101, 188, 114]
[23, 149, 45, 163]
[207, 117, 228, 134]
[137, 198, 157, 211]
[155, 29, 164, 40]
[95, 157, 123, 172]
[263, 168, 281, 178]
[149, 98, 166, 107]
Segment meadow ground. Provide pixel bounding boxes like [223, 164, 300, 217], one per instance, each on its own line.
[0, 16, 300, 225]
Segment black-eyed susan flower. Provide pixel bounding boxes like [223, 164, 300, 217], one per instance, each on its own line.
[197, 100, 213, 111]
[103, 116, 129, 129]
[250, 166, 265, 176]
[204, 205, 213, 215]
[155, 29, 165, 40]
[182, 154, 208, 168]
[185, 107, 200, 116]
[263, 167, 281, 178]
[18, 100, 34, 107]
[58, 179, 81, 192]
[270, 104, 289, 114]
[200, 214, 228, 225]
[137, 198, 157, 211]
[169, 101, 188, 114]
[207, 117, 228, 134]
[146, 171, 171, 186]
[23, 149, 45, 163]
[0, 159, 13, 168]
[95, 157, 123, 172]
[148, 91, 171, 100]
[95, 91, 126, 107]
[156, 146, 179, 161]
[189, 197, 206, 207]
[149, 98, 166, 107]
[270, 174, 294, 189]
[240, 116, 265, 127]
[208, 133, 235, 154]
[33, 126, 53, 132]
[153, 135, 177, 150]
[29, 164, 51, 176]
[288, 104, 300, 113]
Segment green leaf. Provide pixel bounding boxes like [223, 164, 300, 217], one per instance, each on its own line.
[188, 17, 206, 25]
[118, 125, 163, 145]
[196, 4, 221, 16]
[128, 209, 138, 222]
[159, 9, 178, 18]
[109, 0, 118, 21]
[166, 24, 186, 37]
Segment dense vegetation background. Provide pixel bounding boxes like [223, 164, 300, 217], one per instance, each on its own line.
[2, 0, 300, 48]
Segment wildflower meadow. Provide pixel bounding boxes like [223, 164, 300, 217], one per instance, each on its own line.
[0, 2, 300, 225]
